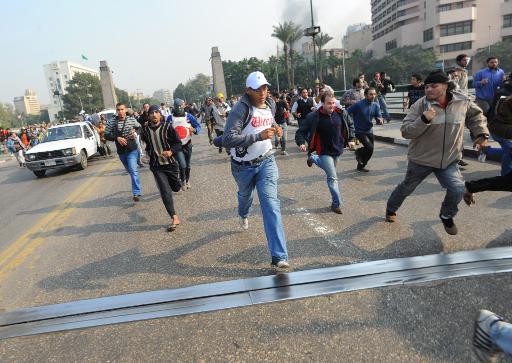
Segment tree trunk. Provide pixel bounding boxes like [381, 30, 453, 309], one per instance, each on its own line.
[283, 44, 292, 90]
[290, 48, 296, 90]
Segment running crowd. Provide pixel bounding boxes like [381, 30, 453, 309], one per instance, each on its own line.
[2, 53, 512, 360]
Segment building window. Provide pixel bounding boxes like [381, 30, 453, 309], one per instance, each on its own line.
[438, 2, 463, 12]
[439, 41, 472, 53]
[504, 14, 512, 28]
[424, 28, 433, 42]
[397, 9, 406, 17]
[386, 39, 397, 51]
[503, 35, 512, 42]
[440, 20, 472, 37]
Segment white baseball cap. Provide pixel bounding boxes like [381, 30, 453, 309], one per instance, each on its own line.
[246, 71, 270, 90]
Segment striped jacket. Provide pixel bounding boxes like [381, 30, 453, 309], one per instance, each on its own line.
[140, 121, 182, 168]
[104, 116, 141, 154]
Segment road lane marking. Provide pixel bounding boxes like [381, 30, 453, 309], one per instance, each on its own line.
[0, 161, 116, 281]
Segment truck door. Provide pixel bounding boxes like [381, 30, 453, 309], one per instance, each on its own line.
[82, 125, 97, 157]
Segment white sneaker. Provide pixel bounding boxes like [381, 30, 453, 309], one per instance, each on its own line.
[271, 260, 290, 270]
[186, 182, 191, 189]
[281, 150, 288, 156]
[239, 217, 248, 230]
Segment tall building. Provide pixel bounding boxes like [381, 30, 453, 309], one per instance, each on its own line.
[153, 89, 173, 105]
[43, 60, 100, 121]
[367, 0, 506, 70]
[13, 89, 41, 116]
[342, 23, 372, 56]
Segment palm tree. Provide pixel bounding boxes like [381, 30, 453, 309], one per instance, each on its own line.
[287, 23, 303, 90]
[314, 32, 333, 81]
[272, 21, 302, 90]
[272, 22, 292, 89]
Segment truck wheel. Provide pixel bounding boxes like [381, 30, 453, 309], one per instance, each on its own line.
[33, 170, 46, 178]
[77, 149, 88, 170]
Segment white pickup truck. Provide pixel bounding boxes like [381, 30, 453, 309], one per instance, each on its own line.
[25, 122, 100, 178]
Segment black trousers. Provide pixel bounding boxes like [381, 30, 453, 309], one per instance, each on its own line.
[465, 171, 512, 194]
[151, 164, 181, 217]
[215, 129, 224, 152]
[355, 133, 374, 166]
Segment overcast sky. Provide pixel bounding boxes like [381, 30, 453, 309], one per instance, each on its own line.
[1, 0, 371, 105]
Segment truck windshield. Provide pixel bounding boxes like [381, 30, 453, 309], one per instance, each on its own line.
[43, 126, 82, 142]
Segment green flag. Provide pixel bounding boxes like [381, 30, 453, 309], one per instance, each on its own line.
[81, 54, 88, 61]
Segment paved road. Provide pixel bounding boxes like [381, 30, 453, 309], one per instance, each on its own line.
[0, 128, 510, 361]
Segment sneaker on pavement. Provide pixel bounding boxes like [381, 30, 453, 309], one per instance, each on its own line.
[385, 210, 397, 222]
[281, 150, 288, 156]
[440, 215, 458, 235]
[239, 217, 248, 230]
[186, 181, 191, 189]
[473, 309, 503, 363]
[458, 159, 469, 166]
[133, 195, 140, 202]
[271, 260, 290, 271]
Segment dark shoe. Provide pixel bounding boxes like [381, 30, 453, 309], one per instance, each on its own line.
[331, 205, 342, 214]
[306, 156, 313, 167]
[357, 163, 369, 172]
[385, 210, 397, 222]
[473, 310, 503, 363]
[440, 215, 458, 235]
[138, 163, 144, 168]
[458, 159, 469, 167]
[133, 195, 140, 202]
[218, 147, 222, 154]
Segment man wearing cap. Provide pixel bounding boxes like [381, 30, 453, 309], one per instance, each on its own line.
[140, 105, 183, 231]
[385, 70, 489, 235]
[221, 71, 290, 271]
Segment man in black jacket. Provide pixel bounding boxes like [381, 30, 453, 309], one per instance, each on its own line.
[140, 105, 183, 232]
[296, 91, 355, 213]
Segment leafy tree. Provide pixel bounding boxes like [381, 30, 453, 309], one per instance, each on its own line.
[61, 73, 103, 118]
[474, 40, 512, 73]
[0, 103, 17, 128]
[172, 73, 211, 104]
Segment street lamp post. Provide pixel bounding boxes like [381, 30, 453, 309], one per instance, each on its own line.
[226, 74, 233, 98]
[53, 89, 63, 120]
[304, 0, 320, 84]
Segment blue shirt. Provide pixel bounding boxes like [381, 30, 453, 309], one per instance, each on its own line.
[474, 67, 505, 101]
[346, 99, 382, 134]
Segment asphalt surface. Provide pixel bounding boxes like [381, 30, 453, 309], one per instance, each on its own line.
[0, 124, 510, 362]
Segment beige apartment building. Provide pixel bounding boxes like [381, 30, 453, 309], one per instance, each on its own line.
[13, 89, 40, 116]
[368, 0, 511, 70]
[342, 23, 373, 56]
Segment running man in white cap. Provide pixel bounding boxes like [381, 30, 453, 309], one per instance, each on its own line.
[220, 71, 290, 271]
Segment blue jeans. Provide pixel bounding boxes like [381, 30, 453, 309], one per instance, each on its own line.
[274, 123, 287, 151]
[492, 320, 512, 354]
[230, 156, 288, 262]
[309, 154, 342, 207]
[118, 149, 141, 196]
[491, 135, 512, 176]
[386, 160, 465, 218]
[378, 95, 390, 121]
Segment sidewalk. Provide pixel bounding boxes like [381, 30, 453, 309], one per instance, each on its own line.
[373, 119, 501, 161]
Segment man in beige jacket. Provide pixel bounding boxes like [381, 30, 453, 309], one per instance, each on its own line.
[385, 70, 489, 235]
